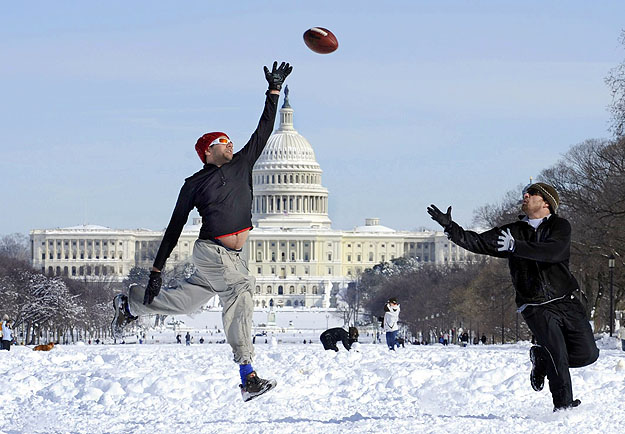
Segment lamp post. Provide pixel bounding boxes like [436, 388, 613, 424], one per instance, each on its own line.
[609, 255, 615, 337]
[501, 289, 505, 344]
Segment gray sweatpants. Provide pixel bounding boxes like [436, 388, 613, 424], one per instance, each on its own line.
[128, 239, 255, 364]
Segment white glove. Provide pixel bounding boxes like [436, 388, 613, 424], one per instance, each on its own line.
[497, 228, 515, 252]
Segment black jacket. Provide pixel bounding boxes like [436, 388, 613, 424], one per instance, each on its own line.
[153, 93, 279, 270]
[320, 328, 355, 351]
[445, 214, 579, 307]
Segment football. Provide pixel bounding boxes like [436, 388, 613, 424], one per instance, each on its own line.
[303, 27, 338, 54]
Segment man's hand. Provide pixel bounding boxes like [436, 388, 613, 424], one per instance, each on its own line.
[264, 61, 292, 91]
[143, 271, 162, 305]
[427, 204, 453, 229]
[497, 228, 515, 252]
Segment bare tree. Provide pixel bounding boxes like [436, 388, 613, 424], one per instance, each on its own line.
[0, 233, 30, 263]
[606, 29, 625, 138]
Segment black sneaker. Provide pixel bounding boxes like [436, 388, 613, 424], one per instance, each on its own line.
[553, 399, 581, 412]
[239, 371, 276, 402]
[530, 345, 548, 392]
[111, 294, 137, 340]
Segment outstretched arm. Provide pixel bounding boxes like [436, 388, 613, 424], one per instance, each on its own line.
[240, 61, 293, 163]
[427, 204, 506, 258]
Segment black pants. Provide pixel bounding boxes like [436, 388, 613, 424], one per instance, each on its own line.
[320, 334, 339, 352]
[1, 340, 11, 351]
[522, 295, 599, 407]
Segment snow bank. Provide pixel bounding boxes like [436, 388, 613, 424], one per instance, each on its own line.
[0, 338, 623, 434]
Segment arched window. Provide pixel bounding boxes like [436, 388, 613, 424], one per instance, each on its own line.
[278, 285, 284, 295]
[255, 285, 261, 294]
[256, 251, 263, 262]
[266, 285, 272, 294]
[289, 285, 295, 294]
[300, 285, 306, 294]
[312, 286, 318, 295]
[286, 300, 292, 306]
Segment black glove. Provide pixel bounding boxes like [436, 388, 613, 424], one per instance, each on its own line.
[264, 61, 292, 91]
[427, 204, 453, 229]
[143, 271, 162, 305]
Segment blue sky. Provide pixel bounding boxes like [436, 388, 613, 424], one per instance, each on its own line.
[1, 1, 624, 235]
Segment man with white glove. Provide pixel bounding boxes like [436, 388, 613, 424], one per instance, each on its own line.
[427, 182, 598, 412]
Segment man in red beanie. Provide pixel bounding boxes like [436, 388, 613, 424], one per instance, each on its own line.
[112, 61, 292, 402]
[427, 182, 599, 412]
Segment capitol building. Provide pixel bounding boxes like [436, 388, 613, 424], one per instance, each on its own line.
[30, 89, 478, 309]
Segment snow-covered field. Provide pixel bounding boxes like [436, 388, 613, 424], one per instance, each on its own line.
[1, 335, 624, 434]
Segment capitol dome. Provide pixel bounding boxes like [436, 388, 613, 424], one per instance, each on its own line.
[252, 87, 331, 229]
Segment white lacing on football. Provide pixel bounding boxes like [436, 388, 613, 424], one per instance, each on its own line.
[310, 27, 328, 37]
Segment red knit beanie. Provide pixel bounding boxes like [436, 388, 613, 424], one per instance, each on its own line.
[195, 132, 229, 163]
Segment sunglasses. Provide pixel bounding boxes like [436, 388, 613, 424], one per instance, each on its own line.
[526, 188, 544, 198]
[210, 137, 232, 147]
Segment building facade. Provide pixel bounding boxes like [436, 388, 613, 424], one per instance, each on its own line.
[30, 88, 478, 308]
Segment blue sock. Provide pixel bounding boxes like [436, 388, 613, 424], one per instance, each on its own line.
[239, 364, 254, 386]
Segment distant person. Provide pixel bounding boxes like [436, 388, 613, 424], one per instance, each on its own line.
[185, 332, 191, 346]
[428, 182, 599, 411]
[618, 327, 625, 352]
[110, 61, 291, 402]
[320, 327, 359, 352]
[383, 298, 400, 351]
[460, 332, 469, 347]
[481, 334, 487, 345]
[1, 317, 13, 351]
[176, 334, 182, 344]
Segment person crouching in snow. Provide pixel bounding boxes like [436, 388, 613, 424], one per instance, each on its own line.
[320, 327, 359, 352]
[383, 298, 401, 350]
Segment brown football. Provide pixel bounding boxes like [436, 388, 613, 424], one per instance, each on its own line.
[303, 27, 338, 54]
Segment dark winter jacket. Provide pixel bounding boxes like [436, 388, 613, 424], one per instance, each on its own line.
[153, 93, 279, 270]
[445, 214, 579, 307]
[320, 327, 357, 351]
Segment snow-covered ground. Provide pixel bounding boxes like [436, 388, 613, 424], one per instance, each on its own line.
[1, 334, 624, 434]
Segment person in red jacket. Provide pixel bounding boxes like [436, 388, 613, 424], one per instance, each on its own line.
[112, 61, 292, 402]
[428, 182, 599, 411]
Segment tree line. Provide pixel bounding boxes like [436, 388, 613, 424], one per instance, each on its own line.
[0, 235, 120, 344]
[0, 234, 194, 344]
